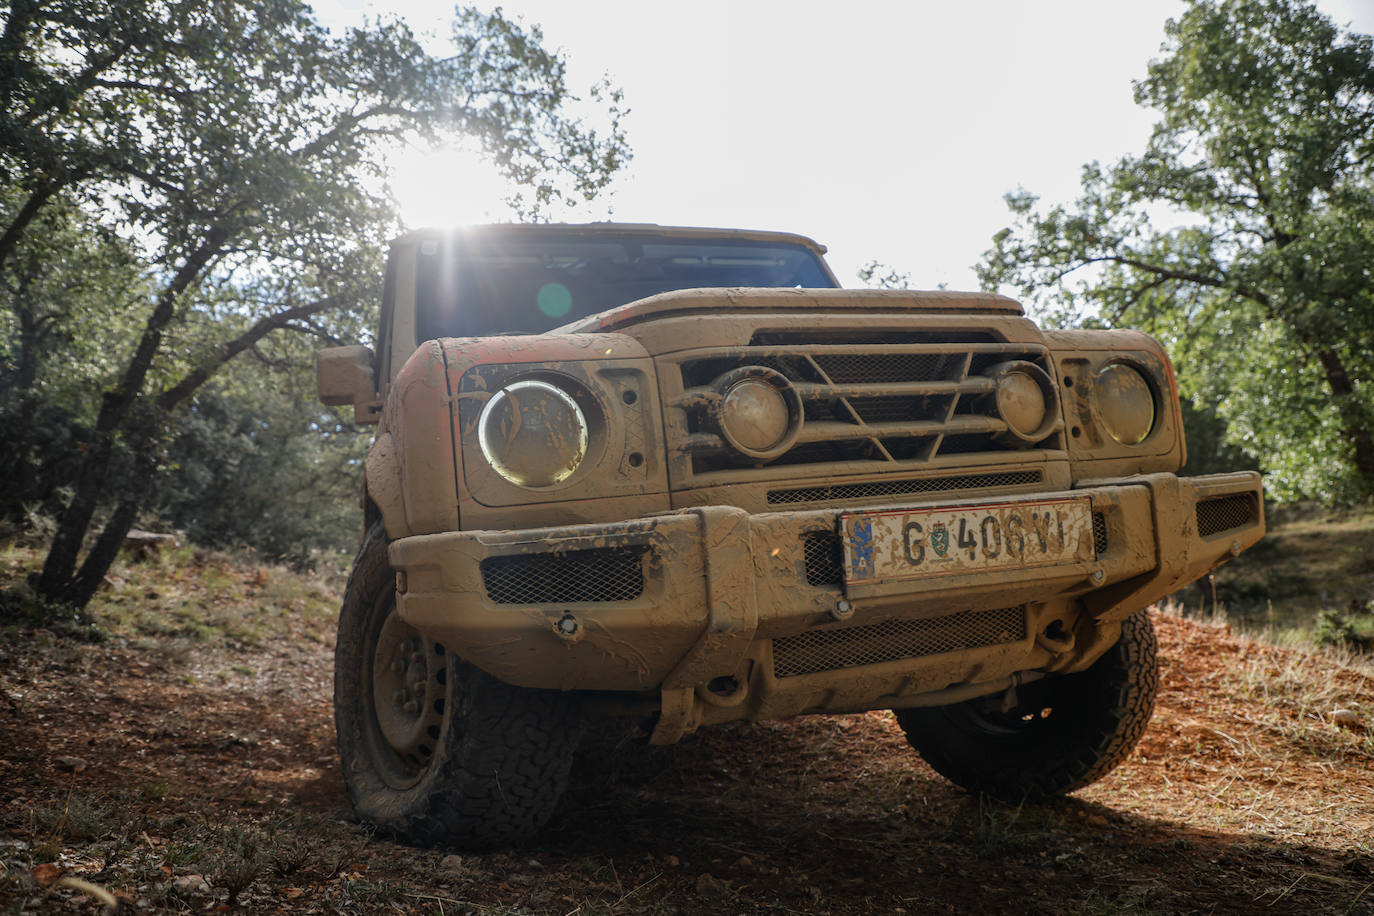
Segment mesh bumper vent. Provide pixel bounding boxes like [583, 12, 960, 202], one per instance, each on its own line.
[1092, 511, 1108, 557]
[481, 548, 645, 605]
[772, 606, 1027, 678]
[1196, 493, 1259, 538]
[768, 470, 1043, 506]
[802, 531, 844, 586]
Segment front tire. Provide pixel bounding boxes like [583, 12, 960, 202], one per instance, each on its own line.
[334, 522, 583, 848]
[895, 609, 1159, 799]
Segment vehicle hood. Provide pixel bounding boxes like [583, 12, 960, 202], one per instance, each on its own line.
[559, 287, 1023, 335]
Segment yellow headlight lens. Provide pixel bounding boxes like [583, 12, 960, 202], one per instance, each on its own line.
[709, 366, 802, 460]
[477, 379, 588, 487]
[1095, 363, 1155, 445]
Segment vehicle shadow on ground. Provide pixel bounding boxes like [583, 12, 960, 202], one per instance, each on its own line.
[521, 719, 1374, 915]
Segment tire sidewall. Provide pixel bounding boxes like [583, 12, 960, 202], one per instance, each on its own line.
[333, 522, 584, 847]
[899, 610, 1160, 797]
[334, 523, 456, 831]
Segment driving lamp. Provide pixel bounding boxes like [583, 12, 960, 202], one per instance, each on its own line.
[1094, 363, 1155, 445]
[477, 379, 588, 487]
[712, 366, 802, 460]
[984, 361, 1057, 446]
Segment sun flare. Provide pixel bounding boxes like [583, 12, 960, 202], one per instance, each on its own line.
[389, 144, 515, 229]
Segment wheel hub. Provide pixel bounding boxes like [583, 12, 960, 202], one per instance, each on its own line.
[371, 610, 446, 770]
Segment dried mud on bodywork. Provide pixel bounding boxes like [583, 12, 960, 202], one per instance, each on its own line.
[328, 224, 1266, 847]
[2, 610, 1372, 915]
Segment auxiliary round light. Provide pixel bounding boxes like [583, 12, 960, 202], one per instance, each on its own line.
[711, 366, 802, 461]
[1095, 363, 1155, 445]
[984, 361, 1058, 446]
[477, 379, 588, 488]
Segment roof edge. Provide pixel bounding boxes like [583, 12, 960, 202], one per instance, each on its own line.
[389, 222, 830, 256]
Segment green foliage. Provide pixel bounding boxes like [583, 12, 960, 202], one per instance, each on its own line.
[1312, 608, 1372, 652]
[1179, 396, 1259, 477]
[0, 0, 630, 610]
[977, 0, 1374, 502]
[0, 190, 150, 517]
[153, 346, 367, 563]
[857, 260, 913, 289]
[856, 261, 949, 292]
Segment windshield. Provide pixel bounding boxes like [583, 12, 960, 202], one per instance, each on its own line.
[413, 231, 837, 340]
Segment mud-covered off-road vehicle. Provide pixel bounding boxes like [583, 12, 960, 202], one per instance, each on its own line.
[317, 223, 1264, 847]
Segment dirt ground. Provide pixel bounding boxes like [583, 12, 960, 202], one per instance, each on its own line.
[2, 607, 1373, 915]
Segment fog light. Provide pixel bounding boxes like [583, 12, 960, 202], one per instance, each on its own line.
[1095, 363, 1155, 445]
[478, 379, 588, 487]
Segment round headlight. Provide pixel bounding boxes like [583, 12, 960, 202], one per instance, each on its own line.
[984, 361, 1058, 446]
[477, 379, 588, 487]
[1095, 363, 1155, 445]
[711, 366, 802, 460]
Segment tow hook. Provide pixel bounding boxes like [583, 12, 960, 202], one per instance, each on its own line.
[553, 612, 583, 644]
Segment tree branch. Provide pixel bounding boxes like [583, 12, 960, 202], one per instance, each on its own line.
[156, 293, 344, 410]
[0, 180, 62, 274]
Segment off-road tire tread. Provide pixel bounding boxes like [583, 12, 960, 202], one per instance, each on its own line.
[335, 522, 582, 848]
[896, 610, 1159, 799]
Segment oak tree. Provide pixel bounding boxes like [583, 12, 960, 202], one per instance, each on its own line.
[0, 0, 629, 609]
[978, 0, 1374, 501]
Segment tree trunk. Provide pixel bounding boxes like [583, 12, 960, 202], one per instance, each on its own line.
[10, 283, 39, 511]
[66, 455, 158, 609]
[36, 232, 227, 607]
[1313, 345, 1374, 489]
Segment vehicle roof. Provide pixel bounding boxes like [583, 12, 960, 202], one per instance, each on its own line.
[390, 222, 830, 256]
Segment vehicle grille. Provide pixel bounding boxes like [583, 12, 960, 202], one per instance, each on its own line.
[1196, 493, 1260, 538]
[663, 337, 1062, 485]
[481, 548, 646, 604]
[772, 606, 1027, 678]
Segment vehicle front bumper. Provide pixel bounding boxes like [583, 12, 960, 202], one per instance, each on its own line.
[390, 471, 1262, 733]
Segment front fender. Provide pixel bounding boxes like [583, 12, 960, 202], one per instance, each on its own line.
[364, 432, 408, 539]
[367, 341, 460, 538]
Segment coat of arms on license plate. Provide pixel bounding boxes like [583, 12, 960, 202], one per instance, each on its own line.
[930, 522, 950, 557]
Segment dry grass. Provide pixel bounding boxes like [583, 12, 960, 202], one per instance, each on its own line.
[1203, 502, 1374, 644]
[2, 535, 1373, 913]
[1088, 604, 1374, 855]
[0, 539, 342, 650]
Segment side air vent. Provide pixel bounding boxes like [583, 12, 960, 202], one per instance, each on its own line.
[772, 606, 1027, 678]
[1196, 493, 1260, 538]
[481, 548, 646, 605]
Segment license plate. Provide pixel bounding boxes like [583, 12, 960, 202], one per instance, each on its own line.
[841, 497, 1094, 584]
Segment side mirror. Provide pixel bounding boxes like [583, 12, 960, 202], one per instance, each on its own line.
[316, 345, 382, 425]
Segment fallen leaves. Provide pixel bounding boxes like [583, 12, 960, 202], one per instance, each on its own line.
[31, 863, 61, 887]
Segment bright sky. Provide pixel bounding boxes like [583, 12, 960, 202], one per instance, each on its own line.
[315, 0, 1374, 291]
